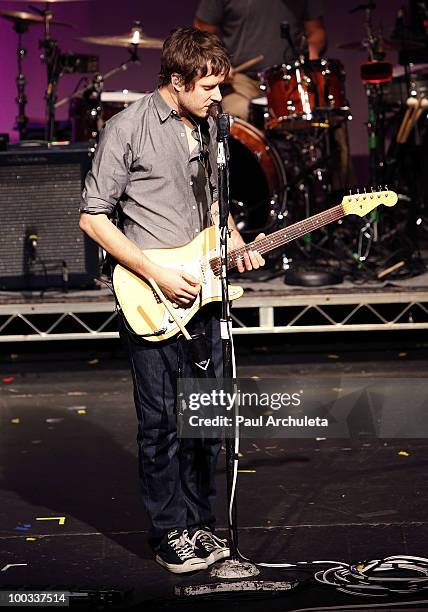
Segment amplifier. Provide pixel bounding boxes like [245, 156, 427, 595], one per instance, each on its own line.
[0, 144, 99, 290]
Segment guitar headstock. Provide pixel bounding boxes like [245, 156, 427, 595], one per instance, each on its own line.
[342, 189, 398, 217]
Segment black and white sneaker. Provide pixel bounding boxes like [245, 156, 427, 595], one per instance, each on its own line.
[190, 528, 230, 566]
[155, 529, 208, 574]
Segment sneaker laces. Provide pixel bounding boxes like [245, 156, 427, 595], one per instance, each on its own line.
[168, 529, 195, 561]
[190, 529, 228, 551]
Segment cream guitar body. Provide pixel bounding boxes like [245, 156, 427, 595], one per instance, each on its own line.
[113, 190, 398, 342]
[113, 225, 243, 342]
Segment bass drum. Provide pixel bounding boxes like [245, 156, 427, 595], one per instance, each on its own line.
[228, 117, 287, 239]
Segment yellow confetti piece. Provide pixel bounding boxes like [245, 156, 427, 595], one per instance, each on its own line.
[10, 354, 18, 361]
[25, 538, 36, 542]
[398, 451, 410, 457]
[11, 418, 20, 424]
[398, 352, 407, 357]
[251, 375, 260, 380]
[87, 358, 99, 365]
[77, 409, 86, 415]
[238, 470, 256, 473]
[327, 354, 339, 359]
[36, 517, 66, 525]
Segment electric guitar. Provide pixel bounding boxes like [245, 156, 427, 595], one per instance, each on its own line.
[113, 189, 398, 342]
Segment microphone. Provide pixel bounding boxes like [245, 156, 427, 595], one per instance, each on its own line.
[208, 102, 230, 141]
[208, 101, 222, 119]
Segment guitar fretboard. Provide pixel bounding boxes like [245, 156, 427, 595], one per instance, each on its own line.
[209, 203, 345, 276]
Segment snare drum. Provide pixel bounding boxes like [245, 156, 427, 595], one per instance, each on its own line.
[70, 90, 146, 141]
[262, 59, 348, 130]
[248, 96, 269, 130]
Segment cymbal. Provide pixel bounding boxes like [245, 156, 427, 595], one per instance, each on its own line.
[337, 38, 424, 51]
[76, 32, 163, 49]
[0, 9, 71, 27]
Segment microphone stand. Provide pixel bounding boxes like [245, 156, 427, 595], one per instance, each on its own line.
[176, 107, 299, 598]
[209, 108, 258, 579]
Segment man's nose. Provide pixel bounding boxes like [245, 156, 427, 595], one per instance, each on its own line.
[211, 85, 222, 102]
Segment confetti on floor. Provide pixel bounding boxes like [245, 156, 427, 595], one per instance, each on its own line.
[87, 359, 99, 365]
[15, 524, 31, 531]
[36, 517, 66, 525]
[398, 450, 410, 457]
[1, 564, 28, 572]
[327, 354, 339, 360]
[3, 376, 15, 383]
[11, 418, 20, 424]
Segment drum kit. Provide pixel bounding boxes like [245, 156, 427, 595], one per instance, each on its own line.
[1, 0, 162, 141]
[2, 0, 427, 282]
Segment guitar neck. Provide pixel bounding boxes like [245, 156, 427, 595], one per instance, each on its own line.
[210, 203, 345, 274]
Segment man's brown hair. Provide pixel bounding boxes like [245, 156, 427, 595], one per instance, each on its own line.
[159, 26, 230, 89]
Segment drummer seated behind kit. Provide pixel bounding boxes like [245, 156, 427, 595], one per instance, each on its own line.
[194, 0, 327, 122]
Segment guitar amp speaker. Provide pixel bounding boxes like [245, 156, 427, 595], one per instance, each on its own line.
[0, 144, 100, 290]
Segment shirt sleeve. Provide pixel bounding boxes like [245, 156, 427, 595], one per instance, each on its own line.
[79, 121, 130, 216]
[195, 0, 224, 26]
[304, 0, 325, 20]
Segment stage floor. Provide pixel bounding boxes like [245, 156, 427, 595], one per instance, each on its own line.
[1, 337, 428, 609]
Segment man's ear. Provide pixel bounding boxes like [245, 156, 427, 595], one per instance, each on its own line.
[171, 74, 183, 92]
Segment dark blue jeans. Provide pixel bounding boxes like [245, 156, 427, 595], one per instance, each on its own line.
[120, 304, 223, 544]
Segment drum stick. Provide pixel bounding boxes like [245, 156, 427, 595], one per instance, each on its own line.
[396, 97, 419, 143]
[148, 277, 192, 340]
[233, 54, 264, 74]
[377, 260, 405, 279]
[401, 97, 428, 142]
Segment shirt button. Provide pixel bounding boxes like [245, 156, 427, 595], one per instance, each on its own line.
[194, 229, 199, 233]
[192, 205, 196, 210]
[189, 181, 193, 186]
[180, 132, 184, 136]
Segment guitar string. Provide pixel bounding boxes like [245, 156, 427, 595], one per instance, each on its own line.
[209, 204, 345, 275]
[209, 194, 391, 274]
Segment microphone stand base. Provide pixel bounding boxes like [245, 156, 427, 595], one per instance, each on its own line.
[175, 578, 297, 598]
[210, 559, 259, 579]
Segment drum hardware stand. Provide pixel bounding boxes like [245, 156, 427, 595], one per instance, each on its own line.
[13, 17, 30, 140]
[55, 35, 142, 139]
[282, 131, 344, 286]
[29, 3, 63, 141]
[350, 2, 392, 260]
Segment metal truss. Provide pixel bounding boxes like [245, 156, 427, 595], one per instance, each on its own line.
[1, 290, 428, 341]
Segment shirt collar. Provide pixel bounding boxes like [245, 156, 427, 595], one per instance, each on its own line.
[153, 88, 179, 123]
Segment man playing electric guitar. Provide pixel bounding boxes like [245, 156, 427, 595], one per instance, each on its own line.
[79, 27, 265, 574]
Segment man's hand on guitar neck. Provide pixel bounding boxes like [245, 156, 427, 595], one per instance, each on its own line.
[229, 230, 266, 273]
[210, 202, 265, 273]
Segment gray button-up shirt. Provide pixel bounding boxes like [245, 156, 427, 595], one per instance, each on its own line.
[80, 89, 218, 250]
